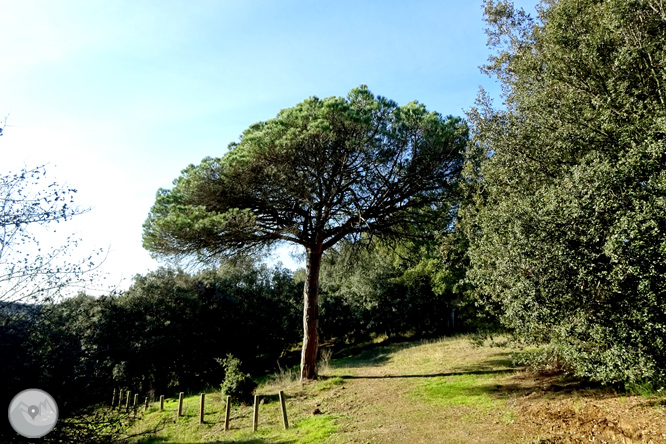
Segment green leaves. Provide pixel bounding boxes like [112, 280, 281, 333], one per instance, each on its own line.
[143, 85, 467, 261]
[466, 0, 666, 384]
[218, 354, 257, 404]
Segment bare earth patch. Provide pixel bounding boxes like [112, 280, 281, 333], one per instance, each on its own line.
[510, 372, 666, 443]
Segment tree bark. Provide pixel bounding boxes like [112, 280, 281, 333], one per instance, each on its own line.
[300, 245, 322, 381]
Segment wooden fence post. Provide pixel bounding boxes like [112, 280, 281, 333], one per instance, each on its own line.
[111, 388, 116, 408]
[118, 391, 123, 411]
[144, 396, 149, 412]
[252, 395, 259, 432]
[279, 390, 289, 430]
[199, 393, 205, 424]
[125, 391, 131, 413]
[177, 392, 184, 417]
[159, 395, 164, 412]
[224, 396, 231, 431]
[133, 393, 138, 416]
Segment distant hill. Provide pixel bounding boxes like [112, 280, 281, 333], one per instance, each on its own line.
[0, 300, 41, 317]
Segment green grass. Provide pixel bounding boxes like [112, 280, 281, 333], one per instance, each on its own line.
[129, 380, 342, 444]
[316, 376, 344, 392]
[218, 415, 338, 444]
[116, 335, 666, 444]
[124, 335, 534, 443]
[411, 373, 499, 409]
[134, 412, 338, 444]
[289, 415, 339, 443]
[625, 380, 666, 398]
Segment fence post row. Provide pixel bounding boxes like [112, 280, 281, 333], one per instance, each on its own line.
[109, 389, 289, 433]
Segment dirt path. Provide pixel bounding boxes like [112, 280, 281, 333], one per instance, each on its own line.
[312, 338, 530, 443]
[327, 377, 525, 444]
[135, 336, 666, 444]
[314, 337, 666, 444]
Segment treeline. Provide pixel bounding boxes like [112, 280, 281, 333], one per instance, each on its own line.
[0, 246, 469, 441]
[0, 263, 298, 423]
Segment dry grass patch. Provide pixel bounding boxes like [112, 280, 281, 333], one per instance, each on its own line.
[318, 335, 530, 444]
[129, 335, 666, 444]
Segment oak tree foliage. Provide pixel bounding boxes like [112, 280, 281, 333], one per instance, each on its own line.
[465, 0, 666, 383]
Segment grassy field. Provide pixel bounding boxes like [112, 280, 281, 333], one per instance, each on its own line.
[128, 335, 666, 444]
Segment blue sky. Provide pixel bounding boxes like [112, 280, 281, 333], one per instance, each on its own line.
[0, 0, 536, 292]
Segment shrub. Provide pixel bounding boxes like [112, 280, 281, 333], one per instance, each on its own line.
[218, 354, 256, 404]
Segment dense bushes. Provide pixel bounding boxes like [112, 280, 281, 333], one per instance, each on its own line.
[464, 0, 666, 384]
[0, 261, 302, 441]
[318, 239, 476, 342]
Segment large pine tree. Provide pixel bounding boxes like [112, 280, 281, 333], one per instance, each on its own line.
[143, 85, 467, 380]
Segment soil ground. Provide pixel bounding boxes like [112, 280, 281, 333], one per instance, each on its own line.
[132, 335, 666, 444]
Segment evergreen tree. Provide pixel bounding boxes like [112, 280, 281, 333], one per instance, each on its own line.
[465, 0, 666, 383]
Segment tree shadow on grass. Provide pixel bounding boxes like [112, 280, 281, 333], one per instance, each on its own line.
[331, 336, 526, 372]
[332, 346, 396, 368]
[138, 437, 296, 444]
[334, 346, 519, 379]
[408, 367, 621, 404]
[488, 372, 619, 401]
[333, 347, 620, 404]
[484, 373, 666, 407]
[338, 368, 516, 380]
[331, 336, 629, 406]
[332, 336, 442, 369]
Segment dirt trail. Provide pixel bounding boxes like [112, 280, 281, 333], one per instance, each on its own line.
[315, 338, 529, 443]
[329, 377, 524, 444]
[314, 337, 666, 444]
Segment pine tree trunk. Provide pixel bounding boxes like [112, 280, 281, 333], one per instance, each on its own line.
[300, 246, 322, 381]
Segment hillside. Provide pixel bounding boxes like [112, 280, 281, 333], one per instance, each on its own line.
[129, 336, 666, 444]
